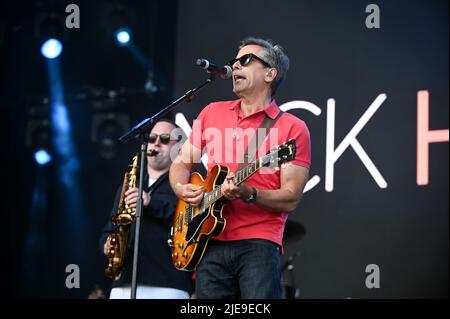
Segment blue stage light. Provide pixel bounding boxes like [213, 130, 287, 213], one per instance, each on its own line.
[41, 38, 63, 59]
[115, 28, 131, 46]
[34, 149, 52, 165]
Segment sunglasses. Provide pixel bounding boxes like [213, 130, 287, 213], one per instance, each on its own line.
[149, 133, 175, 144]
[228, 53, 272, 68]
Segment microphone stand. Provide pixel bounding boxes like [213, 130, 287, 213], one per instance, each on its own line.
[119, 75, 215, 143]
[119, 75, 216, 299]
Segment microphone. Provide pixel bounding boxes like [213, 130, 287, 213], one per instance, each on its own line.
[196, 58, 232, 79]
[147, 149, 159, 157]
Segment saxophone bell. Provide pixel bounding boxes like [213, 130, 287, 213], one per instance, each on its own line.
[105, 154, 139, 279]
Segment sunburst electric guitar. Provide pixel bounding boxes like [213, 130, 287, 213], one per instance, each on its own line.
[169, 139, 296, 271]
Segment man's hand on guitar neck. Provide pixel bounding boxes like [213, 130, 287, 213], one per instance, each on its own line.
[221, 173, 252, 201]
[175, 183, 204, 207]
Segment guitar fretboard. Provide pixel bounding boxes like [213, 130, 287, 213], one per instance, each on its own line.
[182, 139, 295, 225]
[200, 156, 268, 212]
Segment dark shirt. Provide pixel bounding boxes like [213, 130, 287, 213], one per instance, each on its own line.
[99, 172, 194, 294]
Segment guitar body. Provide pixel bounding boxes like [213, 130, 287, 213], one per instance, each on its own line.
[169, 139, 297, 271]
[170, 164, 229, 271]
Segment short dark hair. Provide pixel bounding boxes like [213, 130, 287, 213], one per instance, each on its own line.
[155, 118, 186, 142]
[239, 37, 290, 97]
[156, 118, 178, 129]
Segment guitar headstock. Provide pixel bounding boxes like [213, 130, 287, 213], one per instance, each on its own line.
[262, 139, 297, 168]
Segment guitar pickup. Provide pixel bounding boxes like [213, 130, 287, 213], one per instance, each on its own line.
[177, 213, 183, 232]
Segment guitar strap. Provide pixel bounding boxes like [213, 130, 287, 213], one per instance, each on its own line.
[235, 110, 284, 172]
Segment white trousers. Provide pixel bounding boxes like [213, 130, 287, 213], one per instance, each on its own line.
[109, 285, 190, 299]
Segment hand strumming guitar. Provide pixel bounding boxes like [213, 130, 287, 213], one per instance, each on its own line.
[174, 183, 204, 207]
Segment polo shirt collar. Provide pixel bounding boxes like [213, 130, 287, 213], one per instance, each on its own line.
[228, 99, 280, 119]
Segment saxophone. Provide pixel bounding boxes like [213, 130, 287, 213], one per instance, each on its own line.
[105, 154, 139, 278]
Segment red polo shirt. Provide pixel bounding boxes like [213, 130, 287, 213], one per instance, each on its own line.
[189, 99, 311, 248]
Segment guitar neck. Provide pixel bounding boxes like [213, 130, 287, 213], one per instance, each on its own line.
[233, 159, 263, 186]
[201, 157, 265, 210]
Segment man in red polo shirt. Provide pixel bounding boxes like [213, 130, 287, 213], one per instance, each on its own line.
[169, 37, 311, 299]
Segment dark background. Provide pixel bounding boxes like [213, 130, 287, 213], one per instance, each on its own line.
[1, 0, 448, 299]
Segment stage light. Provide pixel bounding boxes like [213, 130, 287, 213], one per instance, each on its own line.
[26, 116, 53, 160]
[34, 149, 52, 165]
[41, 38, 63, 59]
[115, 28, 131, 46]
